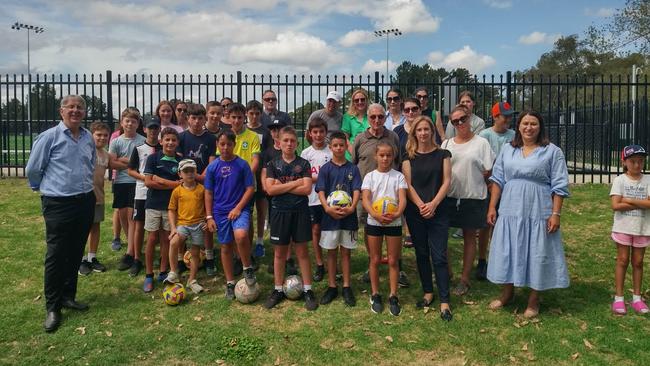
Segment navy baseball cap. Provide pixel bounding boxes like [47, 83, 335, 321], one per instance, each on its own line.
[268, 119, 287, 129]
[622, 144, 647, 160]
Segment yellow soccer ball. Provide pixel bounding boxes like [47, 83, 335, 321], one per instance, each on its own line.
[372, 196, 398, 215]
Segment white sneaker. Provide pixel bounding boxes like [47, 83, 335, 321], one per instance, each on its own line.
[187, 279, 204, 294]
[164, 271, 179, 284]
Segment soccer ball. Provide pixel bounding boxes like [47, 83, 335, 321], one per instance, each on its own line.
[234, 278, 260, 304]
[183, 249, 206, 267]
[372, 196, 398, 215]
[327, 190, 352, 207]
[283, 275, 304, 300]
[162, 283, 186, 306]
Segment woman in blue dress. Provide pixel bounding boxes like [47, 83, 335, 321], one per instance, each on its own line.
[486, 110, 569, 318]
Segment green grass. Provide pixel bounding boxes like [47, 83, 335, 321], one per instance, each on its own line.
[1, 180, 649, 365]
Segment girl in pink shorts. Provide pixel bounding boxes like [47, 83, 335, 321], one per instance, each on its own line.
[610, 144, 650, 315]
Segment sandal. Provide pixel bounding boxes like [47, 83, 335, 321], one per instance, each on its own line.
[631, 300, 649, 314]
[523, 306, 539, 318]
[611, 300, 627, 315]
[453, 282, 470, 296]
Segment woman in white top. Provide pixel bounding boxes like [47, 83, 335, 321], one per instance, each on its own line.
[441, 105, 494, 296]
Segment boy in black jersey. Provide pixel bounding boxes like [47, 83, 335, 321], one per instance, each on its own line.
[264, 126, 319, 311]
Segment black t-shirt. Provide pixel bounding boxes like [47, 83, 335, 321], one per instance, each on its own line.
[248, 124, 272, 153]
[407, 148, 451, 203]
[266, 156, 311, 211]
[177, 130, 216, 174]
[261, 145, 282, 167]
[143, 151, 181, 210]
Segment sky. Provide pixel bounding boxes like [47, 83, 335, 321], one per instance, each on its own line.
[0, 0, 623, 79]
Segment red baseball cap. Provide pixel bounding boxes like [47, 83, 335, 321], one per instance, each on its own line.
[491, 102, 515, 118]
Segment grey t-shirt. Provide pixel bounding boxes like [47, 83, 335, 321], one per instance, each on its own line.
[307, 109, 343, 133]
[479, 128, 515, 157]
[109, 133, 146, 184]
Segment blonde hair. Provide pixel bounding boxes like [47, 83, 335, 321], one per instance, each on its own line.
[347, 88, 369, 116]
[405, 116, 437, 159]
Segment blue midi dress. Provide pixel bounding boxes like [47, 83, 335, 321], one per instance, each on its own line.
[487, 143, 570, 290]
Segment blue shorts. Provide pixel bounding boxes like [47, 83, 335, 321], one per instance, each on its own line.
[215, 209, 251, 244]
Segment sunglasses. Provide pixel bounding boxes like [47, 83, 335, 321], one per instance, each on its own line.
[387, 96, 401, 103]
[450, 115, 469, 126]
[263, 97, 277, 102]
[368, 114, 385, 120]
[403, 106, 420, 113]
[416, 94, 428, 99]
[176, 108, 187, 113]
[353, 98, 366, 104]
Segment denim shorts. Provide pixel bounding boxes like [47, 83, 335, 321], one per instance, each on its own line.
[177, 222, 206, 247]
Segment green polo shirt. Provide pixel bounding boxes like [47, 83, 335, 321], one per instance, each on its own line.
[342, 113, 368, 160]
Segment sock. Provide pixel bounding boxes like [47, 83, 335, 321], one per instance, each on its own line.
[633, 294, 642, 303]
[275, 285, 283, 291]
[256, 237, 263, 244]
[243, 266, 252, 271]
[614, 295, 624, 302]
[177, 254, 184, 261]
[205, 249, 214, 260]
[87, 252, 96, 261]
[304, 284, 312, 291]
[227, 280, 236, 285]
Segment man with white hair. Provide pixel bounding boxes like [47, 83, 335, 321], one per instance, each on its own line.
[26, 95, 96, 332]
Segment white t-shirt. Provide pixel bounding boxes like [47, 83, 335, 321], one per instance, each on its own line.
[442, 135, 494, 200]
[610, 174, 650, 236]
[300, 145, 332, 206]
[361, 169, 408, 227]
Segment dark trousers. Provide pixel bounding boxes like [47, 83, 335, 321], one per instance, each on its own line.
[405, 201, 451, 303]
[42, 191, 95, 312]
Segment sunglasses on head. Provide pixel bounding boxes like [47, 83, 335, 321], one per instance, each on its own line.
[450, 115, 469, 125]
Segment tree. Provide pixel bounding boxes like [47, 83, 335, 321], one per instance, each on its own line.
[586, 0, 650, 54]
[289, 101, 323, 129]
[82, 95, 108, 121]
[29, 84, 60, 122]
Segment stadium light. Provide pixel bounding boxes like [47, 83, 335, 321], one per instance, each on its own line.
[374, 28, 402, 82]
[11, 22, 45, 124]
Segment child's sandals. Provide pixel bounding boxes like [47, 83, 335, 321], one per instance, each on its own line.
[611, 300, 627, 315]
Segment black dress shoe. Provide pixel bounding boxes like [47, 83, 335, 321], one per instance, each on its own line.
[44, 311, 61, 332]
[61, 299, 89, 311]
[440, 309, 453, 322]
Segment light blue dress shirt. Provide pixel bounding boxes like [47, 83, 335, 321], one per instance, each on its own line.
[26, 121, 95, 197]
[384, 112, 406, 131]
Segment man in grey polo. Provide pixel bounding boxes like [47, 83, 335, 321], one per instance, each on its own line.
[260, 90, 292, 128]
[307, 90, 343, 133]
[26, 95, 96, 332]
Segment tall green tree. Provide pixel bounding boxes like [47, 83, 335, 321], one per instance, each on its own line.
[289, 101, 323, 129]
[29, 84, 60, 121]
[586, 0, 650, 54]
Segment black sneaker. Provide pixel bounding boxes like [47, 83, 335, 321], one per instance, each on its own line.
[286, 258, 298, 276]
[398, 271, 410, 288]
[342, 286, 356, 307]
[177, 260, 188, 275]
[389, 295, 402, 316]
[204, 258, 216, 276]
[475, 260, 487, 281]
[78, 260, 92, 276]
[90, 258, 107, 272]
[233, 257, 243, 277]
[320, 287, 338, 305]
[128, 259, 142, 277]
[117, 254, 134, 271]
[304, 290, 319, 311]
[370, 294, 383, 313]
[314, 265, 325, 282]
[225, 283, 236, 300]
[250, 256, 259, 272]
[264, 290, 286, 309]
[244, 267, 257, 286]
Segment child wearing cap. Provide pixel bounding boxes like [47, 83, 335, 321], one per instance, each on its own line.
[165, 159, 207, 294]
[610, 144, 650, 315]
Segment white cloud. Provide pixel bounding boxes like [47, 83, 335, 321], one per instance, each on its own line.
[339, 30, 378, 47]
[584, 7, 615, 17]
[361, 59, 397, 74]
[228, 0, 282, 10]
[518, 31, 561, 45]
[228, 32, 345, 70]
[427, 46, 496, 73]
[483, 0, 513, 9]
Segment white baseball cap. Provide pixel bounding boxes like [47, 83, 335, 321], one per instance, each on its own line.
[326, 90, 342, 102]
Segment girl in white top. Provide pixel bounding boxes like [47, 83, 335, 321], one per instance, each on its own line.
[361, 142, 408, 316]
[610, 144, 650, 315]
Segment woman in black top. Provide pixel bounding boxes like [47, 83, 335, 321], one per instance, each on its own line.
[401, 116, 453, 321]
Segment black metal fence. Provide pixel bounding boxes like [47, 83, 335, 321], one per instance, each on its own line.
[1, 70, 649, 182]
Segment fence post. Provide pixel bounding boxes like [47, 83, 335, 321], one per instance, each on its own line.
[236, 71, 242, 103]
[374, 71, 380, 103]
[106, 70, 113, 129]
[506, 70, 512, 103]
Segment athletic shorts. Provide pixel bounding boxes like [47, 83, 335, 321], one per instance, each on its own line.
[320, 230, 357, 250]
[133, 199, 146, 221]
[365, 224, 402, 237]
[176, 222, 206, 247]
[254, 178, 266, 200]
[93, 204, 105, 224]
[215, 209, 251, 245]
[309, 205, 324, 225]
[446, 197, 488, 230]
[612, 232, 650, 248]
[269, 210, 311, 245]
[144, 209, 170, 232]
[112, 183, 135, 209]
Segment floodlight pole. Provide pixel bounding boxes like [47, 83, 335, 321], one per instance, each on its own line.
[11, 22, 45, 127]
[374, 29, 402, 82]
[632, 64, 643, 142]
